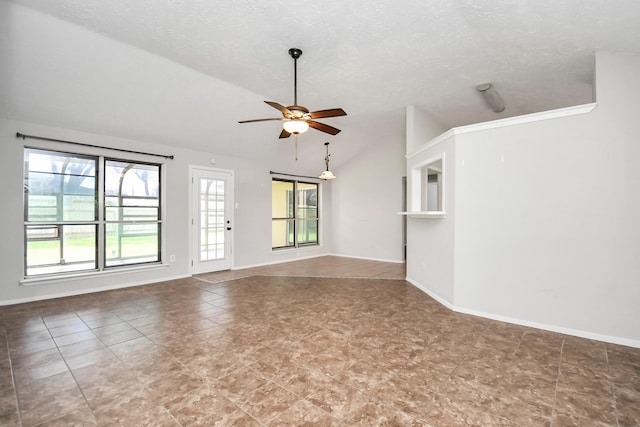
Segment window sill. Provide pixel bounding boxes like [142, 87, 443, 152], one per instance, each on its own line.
[397, 211, 447, 218]
[272, 244, 321, 253]
[20, 263, 169, 286]
[271, 243, 322, 254]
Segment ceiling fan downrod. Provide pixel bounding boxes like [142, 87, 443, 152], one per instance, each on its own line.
[288, 48, 303, 106]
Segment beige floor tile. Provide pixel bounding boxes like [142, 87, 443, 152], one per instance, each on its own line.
[1, 256, 638, 425]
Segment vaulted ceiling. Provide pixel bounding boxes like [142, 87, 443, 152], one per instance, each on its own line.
[4, 0, 640, 152]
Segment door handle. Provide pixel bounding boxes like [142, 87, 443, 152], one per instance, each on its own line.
[226, 227, 232, 231]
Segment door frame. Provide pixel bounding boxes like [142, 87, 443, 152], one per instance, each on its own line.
[189, 165, 235, 274]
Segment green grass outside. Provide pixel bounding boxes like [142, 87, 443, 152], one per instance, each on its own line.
[27, 235, 158, 266]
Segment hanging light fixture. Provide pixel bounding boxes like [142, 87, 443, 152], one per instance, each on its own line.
[318, 142, 336, 180]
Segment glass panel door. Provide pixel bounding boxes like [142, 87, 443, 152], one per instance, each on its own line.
[191, 168, 233, 273]
[199, 177, 225, 261]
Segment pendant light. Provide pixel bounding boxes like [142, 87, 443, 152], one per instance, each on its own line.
[319, 142, 336, 180]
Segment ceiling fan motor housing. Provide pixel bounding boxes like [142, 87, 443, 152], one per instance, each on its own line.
[287, 105, 309, 119]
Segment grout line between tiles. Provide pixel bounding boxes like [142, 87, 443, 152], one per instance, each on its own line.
[550, 337, 565, 424]
[4, 328, 23, 427]
[605, 343, 621, 427]
[51, 313, 101, 426]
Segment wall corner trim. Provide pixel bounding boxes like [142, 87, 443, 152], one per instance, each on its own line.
[406, 276, 455, 310]
[406, 102, 597, 160]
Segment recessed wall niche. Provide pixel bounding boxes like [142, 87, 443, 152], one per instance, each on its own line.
[409, 153, 445, 216]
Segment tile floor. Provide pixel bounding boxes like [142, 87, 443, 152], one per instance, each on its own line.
[1, 256, 639, 426]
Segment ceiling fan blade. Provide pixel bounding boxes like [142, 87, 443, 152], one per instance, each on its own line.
[279, 128, 292, 139]
[238, 118, 286, 124]
[264, 101, 293, 117]
[308, 108, 347, 119]
[308, 120, 341, 135]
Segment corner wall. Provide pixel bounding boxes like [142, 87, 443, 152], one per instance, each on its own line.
[405, 135, 456, 304]
[330, 113, 406, 263]
[454, 52, 640, 345]
[407, 52, 640, 346]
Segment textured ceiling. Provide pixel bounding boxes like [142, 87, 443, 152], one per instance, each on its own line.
[6, 0, 640, 128]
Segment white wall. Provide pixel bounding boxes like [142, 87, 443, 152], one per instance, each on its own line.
[407, 52, 640, 346]
[0, 2, 284, 161]
[405, 106, 448, 155]
[330, 113, 406, 263]
[405, 135, 456, 304]
[454, 52, 640, 345]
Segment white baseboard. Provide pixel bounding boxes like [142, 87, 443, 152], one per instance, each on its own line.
[406, 276, 456, 310]
[1, 273, 191, 307]
[232, 253, 327, 271]
[3, 254, 399, 306]
[328, 253, 405, 264]
[233, 252, 404, 271]
[405, 277, 640, 349]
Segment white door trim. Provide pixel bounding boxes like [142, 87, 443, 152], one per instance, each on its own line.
[189, 166, 234, 274]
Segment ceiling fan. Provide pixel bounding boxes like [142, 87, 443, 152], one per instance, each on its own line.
[238, 48, 347, 139]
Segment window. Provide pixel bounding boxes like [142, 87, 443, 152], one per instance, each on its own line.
[272, 179, 319, 249]
[24, 148, 161, 277]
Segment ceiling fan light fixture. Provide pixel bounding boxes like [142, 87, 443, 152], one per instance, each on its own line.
[283, 119, 309, 134]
